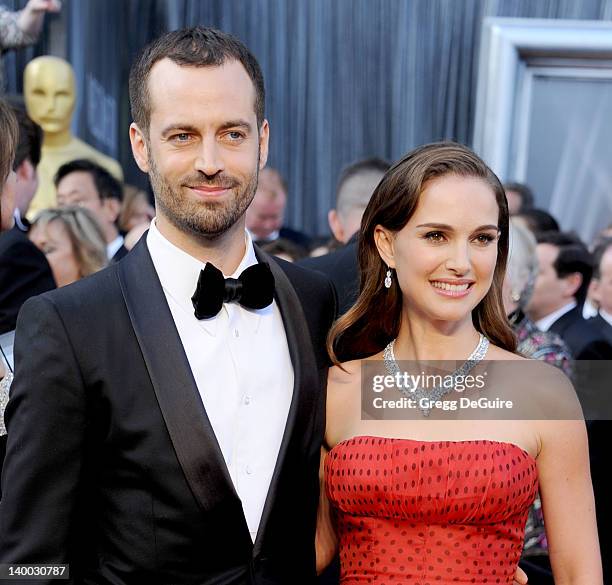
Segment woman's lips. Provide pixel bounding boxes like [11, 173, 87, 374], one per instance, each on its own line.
[430, 280, 474, 298]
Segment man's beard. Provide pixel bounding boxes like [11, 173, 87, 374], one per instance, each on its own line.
[148, 153, 259, 240]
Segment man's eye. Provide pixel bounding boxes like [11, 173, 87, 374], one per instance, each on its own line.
[173, 133, 192, 142]
[424, 231, 445, 243]
[227, 131, 245, 141]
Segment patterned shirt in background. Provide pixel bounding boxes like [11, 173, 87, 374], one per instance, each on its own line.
[512, 310, 574, 557]
[0, 7, 39, 91]
[0, 370, 12, 436]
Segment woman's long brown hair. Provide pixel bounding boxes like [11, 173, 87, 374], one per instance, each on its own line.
[327, 142, 516, 365]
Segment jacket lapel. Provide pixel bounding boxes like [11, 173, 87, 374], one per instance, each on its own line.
[117, 238, 250, 541]
[252, 249, 320, 555]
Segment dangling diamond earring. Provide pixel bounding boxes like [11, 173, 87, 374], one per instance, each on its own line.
[384, 267, 392, 289]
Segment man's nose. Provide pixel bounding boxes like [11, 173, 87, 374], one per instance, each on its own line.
[194, 137, 224, 177]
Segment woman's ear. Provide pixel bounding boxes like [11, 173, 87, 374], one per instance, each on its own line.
[374, 225, 395, 268]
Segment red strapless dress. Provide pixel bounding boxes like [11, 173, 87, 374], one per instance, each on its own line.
[325, 436, 538, 584]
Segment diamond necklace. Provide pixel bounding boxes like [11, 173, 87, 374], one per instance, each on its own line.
[382, 333, 489, 417]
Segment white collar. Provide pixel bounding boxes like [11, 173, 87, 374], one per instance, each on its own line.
[535, 301, 577, 331]
[247, 228, 279, 242]
[107, 235, 125, 259]
[146, 219, 261, 335]
[599, 309, 612, 327]
[13, 209, 27, 232]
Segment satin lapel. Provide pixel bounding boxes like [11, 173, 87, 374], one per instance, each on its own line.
[117, 238, 247, 527]
[252, 249, 320, 554]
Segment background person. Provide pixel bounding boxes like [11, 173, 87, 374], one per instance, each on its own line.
[526, 231, 612, 360]
[0, 0, 60, 91]
[0, 96, 19, 490]
[55, 158, 127, 261]
[0, 97, 55, 335]
[246, 166, 311, 250]
[300, 158, 390, 314]
[29, 206, 107, 287]
[504, 181, 535, 216]
[118, 184, 154, 233]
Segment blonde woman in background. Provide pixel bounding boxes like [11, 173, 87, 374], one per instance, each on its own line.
[29, 206, 107, 287]
[118, 184, 155, 233]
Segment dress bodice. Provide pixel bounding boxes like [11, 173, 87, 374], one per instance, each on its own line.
[325, 435, 538, 584]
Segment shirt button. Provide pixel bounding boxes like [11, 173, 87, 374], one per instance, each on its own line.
[244, 395, 251, 405]
[233, 329, 239, 338]
[246, 465, 253, 476]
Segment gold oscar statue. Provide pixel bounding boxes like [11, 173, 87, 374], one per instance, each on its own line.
[24, 56, 123, 218]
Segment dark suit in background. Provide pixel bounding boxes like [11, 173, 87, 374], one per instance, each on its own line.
[0, 226, 56, 334]
[549, 307, 612, 360]
[549, 307, 612, 582]
[589, 313, 612, 346]
[0, 239, 336, 584]
[299, 237, 358, 316]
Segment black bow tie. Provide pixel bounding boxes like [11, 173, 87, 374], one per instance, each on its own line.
[191, 262, 275, 319]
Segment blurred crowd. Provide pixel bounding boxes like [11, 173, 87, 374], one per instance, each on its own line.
[1, 2, 612, 583]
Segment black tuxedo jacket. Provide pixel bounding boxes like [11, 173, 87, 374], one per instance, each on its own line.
[0, 226, 56, 334]
[298, 238, 358, 316]
[588, 313, 612, 347]
[110, 244, 129, 263]
[0, 238, 336, 584]
[549, 307, 612, 360]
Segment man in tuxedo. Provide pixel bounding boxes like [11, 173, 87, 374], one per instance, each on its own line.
[526, 231, 612, 360]
[589, 237, 612, 345]
[55, 159, 128, 262]
[300, 158, 389, 314]
[0, 99, 55, 334]
[527, 231, 612, 580]
[0, 27, 335, 584]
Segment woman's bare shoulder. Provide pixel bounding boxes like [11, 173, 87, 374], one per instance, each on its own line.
[329, 359, 363, 386]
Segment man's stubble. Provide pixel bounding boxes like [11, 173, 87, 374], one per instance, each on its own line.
[148, 145, 260, 241]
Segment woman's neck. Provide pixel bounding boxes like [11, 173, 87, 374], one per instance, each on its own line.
[393, 312, 481, 362]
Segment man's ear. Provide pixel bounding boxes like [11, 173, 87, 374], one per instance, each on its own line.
[258, 119, 270, 170]
[563, 272, 583, 299]
[102, 198, 122, 224]
[130, 123, 150, 173]
[16, 159, 35, 182]
[588, 278, 601, 305]
[328, 209, 345, 243]
[373, 225, 395, 268]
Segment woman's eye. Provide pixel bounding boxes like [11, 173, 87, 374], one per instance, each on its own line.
[424, 231, 445, 242]
[474, 233, 496, 245]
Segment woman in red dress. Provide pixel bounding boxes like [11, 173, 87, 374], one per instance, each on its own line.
[317, 142, 602, 583]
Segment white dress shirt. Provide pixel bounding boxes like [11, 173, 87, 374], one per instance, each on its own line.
[535, 301, 577, 332]
[147, 220, 293, 542]
[107, 235, 125, 260]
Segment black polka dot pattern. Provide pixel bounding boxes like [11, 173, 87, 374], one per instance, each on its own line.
[325, 436, 538, 584]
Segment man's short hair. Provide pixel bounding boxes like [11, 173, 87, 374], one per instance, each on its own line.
[592, 237, 612, 280]
[5, 95, 42, 169]
[504, 181, 535, 211]
[335, 157, 390, 214]
[517, 208, 560, 233]
[54, 159, 123, 203]
[129, 26, 265, 136]
[537, 231, 593, 305]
